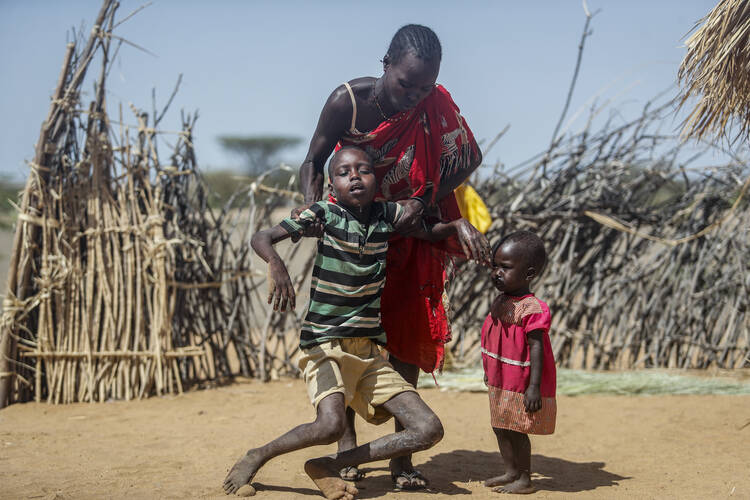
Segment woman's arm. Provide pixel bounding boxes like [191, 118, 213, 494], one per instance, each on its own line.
[406, 218, 491, 265]
[299, 86, 352, 204]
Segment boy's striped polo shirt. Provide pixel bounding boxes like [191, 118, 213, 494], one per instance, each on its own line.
[279, 200, 403, 348]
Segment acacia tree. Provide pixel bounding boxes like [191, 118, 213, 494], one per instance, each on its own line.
[218, 135, 301, 176]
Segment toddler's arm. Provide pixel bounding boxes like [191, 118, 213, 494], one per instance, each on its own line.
[251, 226, 296, 312]
[524, 329, 544, 412]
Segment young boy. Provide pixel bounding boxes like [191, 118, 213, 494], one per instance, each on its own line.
[223, 146, 468, 499]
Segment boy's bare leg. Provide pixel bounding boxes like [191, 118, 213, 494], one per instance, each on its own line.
[337, 407, 361, 481]
[491, 429, 534, 494]
[223, 392, 357, 499]
[305, 390, 443, 496]
[387, 355, 428, 489]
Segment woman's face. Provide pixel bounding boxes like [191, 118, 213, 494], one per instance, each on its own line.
[382, 51, 440, 112]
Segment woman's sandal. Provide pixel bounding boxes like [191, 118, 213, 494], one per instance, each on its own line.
[339, 465, 364, 482]
[391, 469, 428, 490]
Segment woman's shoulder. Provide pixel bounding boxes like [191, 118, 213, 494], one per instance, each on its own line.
[421, 84, 462, 113]
[431, 84, 455, 102]
[327, 78, 375, 106]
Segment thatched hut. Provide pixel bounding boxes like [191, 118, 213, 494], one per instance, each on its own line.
[679, 0, 750, 143]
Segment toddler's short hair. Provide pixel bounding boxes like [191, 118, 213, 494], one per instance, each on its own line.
[493, 230, 547, 273]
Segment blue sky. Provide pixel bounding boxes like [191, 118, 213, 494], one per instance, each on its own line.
[0, 1, 719, 183]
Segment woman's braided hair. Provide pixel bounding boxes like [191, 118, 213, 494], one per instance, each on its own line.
[384, 24, 442, 65]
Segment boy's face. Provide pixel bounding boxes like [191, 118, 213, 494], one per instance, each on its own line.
[329, 149, 376, 210]
[491, 241, 533, 295]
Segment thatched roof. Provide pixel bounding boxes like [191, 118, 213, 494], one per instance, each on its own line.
[679, 0, 750, 142]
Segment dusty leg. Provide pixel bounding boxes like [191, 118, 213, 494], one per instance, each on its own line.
[304, 391, 443, 496]
[223, 392, 347, 495]
[493, 430, 535, 494]
[337, 407, 362, 481]
[485, 427, 518, 487]
[387, 355, 428, 489]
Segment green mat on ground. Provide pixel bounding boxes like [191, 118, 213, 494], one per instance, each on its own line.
[417, 368, 750, 395]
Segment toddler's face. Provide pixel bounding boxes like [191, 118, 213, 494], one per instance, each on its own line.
[491, 242, 529, 295]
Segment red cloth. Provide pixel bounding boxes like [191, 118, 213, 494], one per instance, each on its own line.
[335, 85, 479, 372]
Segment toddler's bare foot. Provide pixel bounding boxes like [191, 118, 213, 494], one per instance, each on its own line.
[485, 471, 519, 487]
[492, 472, 535, 494]
[223, 449, 264, 495]
[305, 458, 359, 499]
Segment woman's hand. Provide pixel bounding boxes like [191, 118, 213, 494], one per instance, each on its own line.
[267, 258, 295, 311]
[289, 204, 324, 242]
[454, 218, 492, 266]
[394, 198, 425, 235]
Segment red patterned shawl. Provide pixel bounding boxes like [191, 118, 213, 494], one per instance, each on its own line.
[336, 85, 479, 373]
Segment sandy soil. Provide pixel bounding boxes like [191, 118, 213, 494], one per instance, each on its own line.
[1, 378, 749, 500]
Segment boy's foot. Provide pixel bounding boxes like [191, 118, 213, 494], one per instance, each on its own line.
[485, 471, 519, 487]
[305, 458, 359, 500]
[389, 457, 428, 490]
[223, 449, 264, 495]
[391, 469, 428, 490]
[492, 474, 535, 494]
[339, 465, 364, 482]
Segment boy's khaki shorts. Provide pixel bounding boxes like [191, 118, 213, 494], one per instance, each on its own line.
[298, 337, 416, 425]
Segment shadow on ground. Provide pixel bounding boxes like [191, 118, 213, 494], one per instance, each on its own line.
[422, 450, 630, 494]
[252, 450, 628, 497]
[254, 462, 472, 499]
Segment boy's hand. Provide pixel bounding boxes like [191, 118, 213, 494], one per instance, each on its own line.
[267, 259, 295, 311]
[524, 384, 541, 413]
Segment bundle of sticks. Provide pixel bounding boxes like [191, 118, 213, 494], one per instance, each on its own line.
[0, 0, 308, 407]
[446, 99, 750, 370]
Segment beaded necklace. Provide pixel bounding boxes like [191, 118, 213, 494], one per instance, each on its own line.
[371, 79, 390, 121]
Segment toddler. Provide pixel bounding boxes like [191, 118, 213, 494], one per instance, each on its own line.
[481, 230, 556, 494]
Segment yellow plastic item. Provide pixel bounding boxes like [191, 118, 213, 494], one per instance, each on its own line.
[454, 183, 492, 234]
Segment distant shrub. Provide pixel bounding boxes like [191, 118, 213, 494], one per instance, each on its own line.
[201, 167, 298, 209]
[0, 177, 21, 229]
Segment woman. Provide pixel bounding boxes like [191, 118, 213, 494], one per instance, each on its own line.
[297, 24, 491, 490]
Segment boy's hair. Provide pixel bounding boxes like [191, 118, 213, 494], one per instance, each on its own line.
[327, 145, 374, 180]
[384, 24, 442, 66]
[492, 230, 547, 273]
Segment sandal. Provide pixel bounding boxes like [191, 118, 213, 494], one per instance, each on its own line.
[391, 469, 428, 490]
[339, 465, 364, 482]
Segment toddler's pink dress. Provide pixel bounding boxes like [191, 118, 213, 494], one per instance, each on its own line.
[481, 293, 556, 434]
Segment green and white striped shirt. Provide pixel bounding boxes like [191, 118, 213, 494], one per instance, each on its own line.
[280, 200, 403, 348]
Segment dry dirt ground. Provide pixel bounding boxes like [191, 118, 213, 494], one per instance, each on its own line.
[1, 377, 749, 500]
[1, 230, 749, 500]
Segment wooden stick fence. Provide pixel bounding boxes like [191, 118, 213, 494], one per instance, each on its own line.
[445, 98, 749, 371]
[0, 1, 313, 407]
[1, 1, 748, 408]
